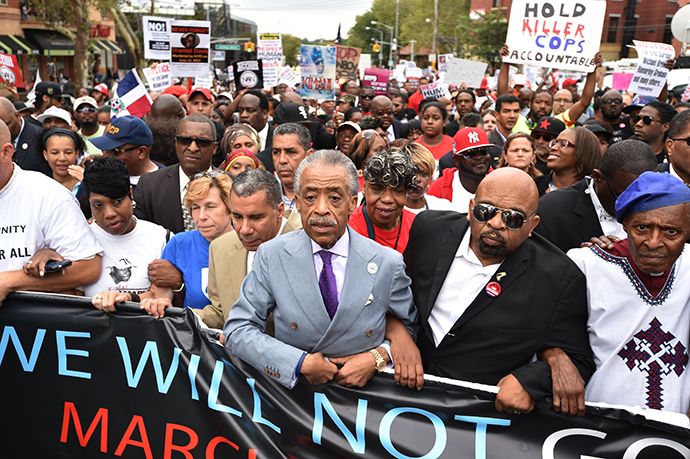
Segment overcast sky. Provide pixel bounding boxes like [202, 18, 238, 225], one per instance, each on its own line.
[229, 0, 374, 41]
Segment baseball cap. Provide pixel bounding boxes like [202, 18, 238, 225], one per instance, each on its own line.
[273, 101, 318, 125]
[479, 78, 490, 90]
[622, 95, 659, 114]
[89, 115, 153, 150]
[93, 83, 109, 96]
[35, 81, 62, 97]
[336, 121, 362, 135]
[13, 101, 34, 113]
[510, 74, 529, 88]
[73, 96, 98, 111]
[162, 85, 188, 97]
[36, 106, 72, 125]
[562, 78, 580, 88]
[189, 86, 213, 101]
[338, 94, 356, 105]
[531, 116, 566, 136]
[584, 123, 613, 141]
[453, 127, 493, 156]
[218, 91, 233, 101]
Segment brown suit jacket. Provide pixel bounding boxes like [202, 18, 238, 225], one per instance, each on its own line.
[197, 209, 302, 330]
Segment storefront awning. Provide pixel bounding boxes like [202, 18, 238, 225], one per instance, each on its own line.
[24, 29, 74, 56]
[92, 39, 122, 55]
[0, 36, 40, 55]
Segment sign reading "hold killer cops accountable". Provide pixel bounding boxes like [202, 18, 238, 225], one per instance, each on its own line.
[0, 292, 689, 458]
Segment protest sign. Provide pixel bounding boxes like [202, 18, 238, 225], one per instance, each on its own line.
[142, 16, 171, 60]
[445, 58, 487, 88]
[438, 53, 453, 73]
[194, 71, 214, 89]
[503, 0, 606, 72]
[278, 66, 299, 88]
[300, 45, 336, 100]
[1, 292, 690, 458]
[394, 64, 407, 82]
[211, 51, 225, 61]
[612, 72, 634, 91]
[233, 59, 263, 90]
[0, 53, 24, 87]
[628, 41, 675, 97]
[257, 32, 283, 87]
[142, 62, 171, 92]
[363, 68, 390, 96]
[359, 53, 371, 79]
[336, 45, 361, 82]
[421, 81, 452, 100]
[169, 20, 211, 78]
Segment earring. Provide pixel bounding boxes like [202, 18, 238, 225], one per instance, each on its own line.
[132, 200, 137, 209]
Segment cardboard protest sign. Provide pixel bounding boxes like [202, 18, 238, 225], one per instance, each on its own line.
[257, 32, 283, 87]
[628, 41, 675, 97]
[233, 60, 263, 90]
[278, 66, 299, 87]
[170, 20, 211, 78]
[363, 68, 390, 96]
[300, 45, 336, 100]
[421, 81, 451, 100]
[612, 72, 634, 91]
[143, 16, 171, 60]
[335, 45, 361, 81]
[438, 53, 453, 73]
[0, 53, 24, 87]
[142, 62, 171, 93]
[445, 58, 487, 87]
[503, 0, 606, 72]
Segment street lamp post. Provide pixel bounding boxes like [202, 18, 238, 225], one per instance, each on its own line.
[372, 20, 394, 69]
[365, 26, 384, 68]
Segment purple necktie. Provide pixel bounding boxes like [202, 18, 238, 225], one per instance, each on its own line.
[318, 250, 338, 319]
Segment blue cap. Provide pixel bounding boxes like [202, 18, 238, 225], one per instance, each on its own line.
[89, 115, 153, 150]
[622, 96, 659, 114]
[615, 171, 690, 223]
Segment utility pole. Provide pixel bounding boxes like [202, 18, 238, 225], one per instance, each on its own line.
[432, 0, 438, 56]
[409, 39, 416, 64]
[395, 0, 400, 60]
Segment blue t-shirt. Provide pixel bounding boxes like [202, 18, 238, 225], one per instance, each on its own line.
[162, 230, 210, 309]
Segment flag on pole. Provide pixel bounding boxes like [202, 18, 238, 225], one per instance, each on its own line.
[335, 23, 342, 45]
[111, 70, 152, 120]
[25, 68, 42, 106]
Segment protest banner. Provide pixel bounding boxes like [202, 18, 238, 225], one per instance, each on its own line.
[421, 81, 452, 100]
[628, 41, 675, 97]
[169, 20, 211, 78]
[444, 58, 486, 88]
[194, 71, 214, 89]
[1, 292, 689, 458]
[612, 72, 634, 91]
[257, 32, 283, 87]
[438, 53, 453, 73]
[0, 53, 24, 87]
[142, 16, 171, 61]
[363, 68, 390, 96]
[142, 62, 171, 93]
[300, 45, 336, 100]
[336, 45, 361, 82]
[278, 66, 299, 88]
[503, 0, 606, 72]
[359, 53, 371, 79]
[233, 60, 263, 90]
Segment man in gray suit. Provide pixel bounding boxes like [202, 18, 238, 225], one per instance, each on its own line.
[224, 150, 418, 389]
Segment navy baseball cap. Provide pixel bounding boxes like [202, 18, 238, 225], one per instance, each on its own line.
[89, 115, 153, 150]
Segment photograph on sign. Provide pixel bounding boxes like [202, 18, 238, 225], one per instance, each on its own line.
[628, 40, 675, 97]
[143, 16, 171, 61]
[300, 45, 336, 100]
[502, 0, 606, 72]
[445, 58, 487, 87]
[438, 53, 453, 73]
[170, 19, 211, 78]
[233, 59, 264, 90]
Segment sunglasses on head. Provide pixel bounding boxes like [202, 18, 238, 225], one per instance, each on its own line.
[632, 115, 662, 126]
[191, 170, 232, 181]
[176, 135, 214, 148]
[472, 203, 530, 230]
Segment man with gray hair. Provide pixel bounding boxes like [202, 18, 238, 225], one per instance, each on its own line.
[225, 150, 418, 389]
[272, 122, 313, 210]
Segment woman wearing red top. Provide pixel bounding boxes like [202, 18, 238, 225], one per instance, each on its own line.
[414, 101, 455, 160]
[348, 149, 418, 254]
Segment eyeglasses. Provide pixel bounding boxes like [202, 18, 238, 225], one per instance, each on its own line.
[372, 110, 394, 117]
[108, 145, 139, 156]
[671, 136, 690, 146]
[601, 98, 623, 105]
[532, 132, 555, 142]
[460, 146, 491, 159]
[191, 170, 232, 181]
[549, 139, 576, 149]
[472, 203, 531, 231]
[632, 115, 663, 126]
[360, 94, 375, 100]
[554, 98, 573, 104]
[76, 106, 97, 114]
[176, 135, 214, 148]
[337, 131, 356, 140]
[603, 175, 620, 200]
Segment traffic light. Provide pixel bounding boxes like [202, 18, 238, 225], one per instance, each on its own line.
[373, 44, 381, 53]
[244, 42, 255, 52]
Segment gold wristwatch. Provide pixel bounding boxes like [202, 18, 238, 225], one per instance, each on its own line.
[370, 348, 386, 373]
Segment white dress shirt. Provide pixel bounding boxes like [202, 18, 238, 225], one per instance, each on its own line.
[246, 217, 288, 273]
[584, 176, 626, 240]
[258, 123, 269, 151]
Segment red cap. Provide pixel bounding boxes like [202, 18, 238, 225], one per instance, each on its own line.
[162, 85, 188, 97]
[94, 83, 108, 96]
[189, 86, 213, 101]
[453, 127, 493, 156]
[562, 78, 579, 88]
[479, 78, 490, 90]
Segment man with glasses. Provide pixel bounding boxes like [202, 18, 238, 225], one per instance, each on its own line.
[73, 96, 105, 157]
[405, 167, 594, 416]
[370, 95, 404, 142]
[531, 116, 566, 175]
[358, 87, 375, 116]
[90, 115, 160, 190]
[535, 140, 658, 253]
[428, 127, 492, 213]
[663, 108, 690, 186]
[600, 89, 634, 143]
[632, 100, 676, 164]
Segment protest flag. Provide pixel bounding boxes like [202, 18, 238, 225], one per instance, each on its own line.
[335, 23, 342, 45]
[110, 70, 153, 120]
[25, 68, 41, 106]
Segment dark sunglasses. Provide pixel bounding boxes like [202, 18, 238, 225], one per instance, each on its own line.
[671, 136, 690, 146]
[372, 110, 394, 117]
[360, 94, 375, 100]
[472, 203, 530, 231]
[176, 135, 214, 148]
[76, 106, 97, 114]
[601, 98, 622, 105]
[108, 145, 139, 156]
[191, 170, 232, 181]
[632, 115, 662, 126]
[461, 146, 491, 159]
[532, 132, 555, 142]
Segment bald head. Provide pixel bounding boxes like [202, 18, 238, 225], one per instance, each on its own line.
[0, 97, 21, 140]
[477, 168, 539, 214]
[0, 118, 10, 145]
[371, 96, 394, 129]
[149, 94, 185, 121]
[281, 92, 303, 105]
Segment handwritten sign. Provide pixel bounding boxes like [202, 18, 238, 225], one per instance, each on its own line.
[445, 58, 487, 87]
[335, 46, 361, 82]
[628, 41, 675, 97]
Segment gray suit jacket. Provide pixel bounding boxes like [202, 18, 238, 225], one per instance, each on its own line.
[224, 227, 418, 388]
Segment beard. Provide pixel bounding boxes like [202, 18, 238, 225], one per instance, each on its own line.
[477, 230, 507, 258]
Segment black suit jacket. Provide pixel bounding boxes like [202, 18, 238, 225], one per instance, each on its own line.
[404, 210, 594, 411]
[133, 165, 184, 233]
[392, 119, 405, 139]
[257, 123, 275, 173]
[14, 120, 51, 176]
[534, 179, 603, 253]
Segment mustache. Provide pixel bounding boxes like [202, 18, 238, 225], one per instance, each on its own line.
[639, 249, 668, 258]
[480, 230, 506, 244]
[309, 217, 337, 227]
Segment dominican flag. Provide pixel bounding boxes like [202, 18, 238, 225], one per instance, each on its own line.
[111, 70, 152, 120]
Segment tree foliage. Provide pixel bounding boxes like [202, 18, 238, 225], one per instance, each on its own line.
[282, 34, 302, 67]
[456, 8, 509, 68]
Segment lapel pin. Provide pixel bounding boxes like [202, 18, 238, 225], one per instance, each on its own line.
[367, 262, 378, 274]
[485, 281, 501, 297]
[496, 272, 506, 281]
[22, 143, 28, 150]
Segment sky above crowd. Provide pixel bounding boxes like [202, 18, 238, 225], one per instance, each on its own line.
[231, 0, 374, 41]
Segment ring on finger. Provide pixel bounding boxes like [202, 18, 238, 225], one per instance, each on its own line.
[513, 410, 521, 415]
